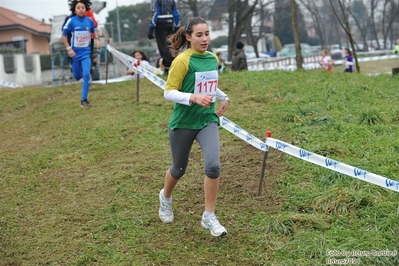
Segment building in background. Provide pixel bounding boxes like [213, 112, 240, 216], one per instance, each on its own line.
[0, 7, 51, 54]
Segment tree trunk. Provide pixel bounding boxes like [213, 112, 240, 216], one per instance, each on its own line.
[329, 0, 360, 72]
[226, 0, 258, 61]
[370, 0, 379, 49]
[299, 0, 326, 47]
[291, 0, 303, 69]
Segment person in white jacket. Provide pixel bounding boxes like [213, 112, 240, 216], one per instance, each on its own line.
[319, 49, 334, 72]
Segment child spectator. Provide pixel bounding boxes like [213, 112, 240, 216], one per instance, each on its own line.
[343, 48, 354, 73]
[155, 57, 165, 72]
[126, 50, 150, 78]
[216, 52, 225, 72]
[319, 49, 334, 72]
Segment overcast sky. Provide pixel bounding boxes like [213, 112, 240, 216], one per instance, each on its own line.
[1, 0, 146, 25]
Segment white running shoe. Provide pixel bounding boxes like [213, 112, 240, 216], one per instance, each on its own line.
[159, 189, 174, 223]
[201, 215, 227, 237]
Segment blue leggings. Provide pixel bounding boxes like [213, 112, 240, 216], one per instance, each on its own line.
[71, 57, 91, 101]
[168, 122, 221, 179]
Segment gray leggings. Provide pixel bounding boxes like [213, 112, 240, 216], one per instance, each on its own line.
[168, 122, 220, 179]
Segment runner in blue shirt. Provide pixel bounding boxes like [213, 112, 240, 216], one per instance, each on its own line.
[62, 0, 101, 108]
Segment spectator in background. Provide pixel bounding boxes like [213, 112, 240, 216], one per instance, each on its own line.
[216, 52, 225, 72]
[62, 15, 73, 47]
[343, 48, 354, 73]
[91, 54, 100, 80]
[147, 0, 180, 75]
[84, 9, 98, 62]
[126, 50, 150, 78]
[319, 49, 334, 72]
[231, 41, 247, 71]
[62, 4, 74, 66]
[393, 39, 399, 54]
[156, 57, 165, 72]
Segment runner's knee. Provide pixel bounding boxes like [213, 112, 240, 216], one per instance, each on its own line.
[205, 162, 220, 179]
[170, 166, 186, 179]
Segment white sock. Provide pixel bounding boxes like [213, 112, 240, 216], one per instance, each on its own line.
[203, 211, 215, 218]
[161, 191, 172, 202]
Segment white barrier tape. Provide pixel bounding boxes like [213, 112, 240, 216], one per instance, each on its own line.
[135, 67, 167, 89]
[358, 54, 397, 62]
[220, 116, 268, 151]
[265, 137, 399, 193]
[92, 75, 135, 84]
[253, 63, 322, 72]
[107, 45, 399, 193]
[368, 72, 391, 76]
[333, 55, 397, 66]
[107, 44, 164, 76]
[0, 80, 22, 88]
[220, 116, 399, 193]
[261, 54, 398, 72]
[107, 44, 168, 89]
[107, 45, 139, 73]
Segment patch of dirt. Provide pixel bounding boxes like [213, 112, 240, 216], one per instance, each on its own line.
[220, 144, 287, 214]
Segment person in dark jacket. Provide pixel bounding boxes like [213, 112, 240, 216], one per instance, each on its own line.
[343, 48, 354, 73]
[231, 41, 247, 71]
[147, 0, 180, 75]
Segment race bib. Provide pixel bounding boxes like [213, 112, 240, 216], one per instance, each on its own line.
[194, 70, 218, 102]
[74, 31, 90, 47]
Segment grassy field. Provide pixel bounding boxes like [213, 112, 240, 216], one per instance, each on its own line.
[1, 69, 399, 265]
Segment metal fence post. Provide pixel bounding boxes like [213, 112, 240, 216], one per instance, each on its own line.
[257, 131, 272, 196]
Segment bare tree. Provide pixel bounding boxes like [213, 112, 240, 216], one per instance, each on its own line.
[379, 0, 399, 49]
[180, 0, 199, 17]
[369, 0, 380, 49]
[299, 0, 344, 47]
[291, 0, 303, 69]
[299, 0, 326, 46]
[227, 0, 258, 60]
[178, 0, 224, 51]
[347, 0, 370, 51]
[329, 0, 360, 72]
[390, 0, 399, 42]
[247, 1, 276, 57]
[346, 0, 397, 50]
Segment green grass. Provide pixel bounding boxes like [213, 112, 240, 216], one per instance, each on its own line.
[1, 70, 399, 265]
